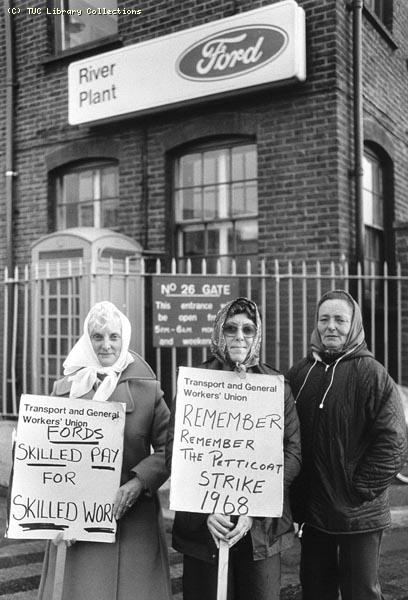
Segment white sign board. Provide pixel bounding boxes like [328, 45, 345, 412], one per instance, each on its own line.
[6, 394, 125, 543]
[170, 367, 284, 517]
[68, 0, 306, 125]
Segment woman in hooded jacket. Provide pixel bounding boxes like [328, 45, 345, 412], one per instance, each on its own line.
[288, 289, 407, 600]
[166, 297, 301, 600]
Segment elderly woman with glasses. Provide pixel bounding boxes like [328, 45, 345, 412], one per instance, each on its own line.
[37, 301, 172, 600]
[166, 297, 301, 600]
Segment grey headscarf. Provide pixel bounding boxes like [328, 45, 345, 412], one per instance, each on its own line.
[210, 297, 262, 372]
[310, 289, 365, 355]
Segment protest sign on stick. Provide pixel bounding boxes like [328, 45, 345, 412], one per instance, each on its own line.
[170, 366, 285, 518]
[52, 543, 67, 600]
[217, 539, 229, 600]
[6, 394, 125, 543]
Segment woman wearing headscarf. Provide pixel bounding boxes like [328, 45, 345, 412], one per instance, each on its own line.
[288, 290, 407, 600]
[166, 297, 301, 600]
[37, 301, 172, 600]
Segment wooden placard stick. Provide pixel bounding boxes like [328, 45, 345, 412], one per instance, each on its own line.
[52, 543, 67, 600]
[217, 539, 230, 600]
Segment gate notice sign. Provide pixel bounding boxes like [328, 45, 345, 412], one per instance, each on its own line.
[6, 394, 125, 543]
[152, 275, 239, 347]
[170, 367, 284, 517]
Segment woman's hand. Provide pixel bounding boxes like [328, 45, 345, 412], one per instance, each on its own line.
[114, 476, 144, 520]
[225, 515, 253, 548]
[206, 513, 234, 548]
[52, 532, 76, 547]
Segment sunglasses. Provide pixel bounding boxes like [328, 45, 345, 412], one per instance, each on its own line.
[223, 323, 257, 338]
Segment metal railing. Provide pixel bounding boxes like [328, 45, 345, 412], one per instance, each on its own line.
[1, 257, 408, 417]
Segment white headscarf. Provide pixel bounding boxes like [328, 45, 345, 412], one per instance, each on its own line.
[63, 301, 134, 402]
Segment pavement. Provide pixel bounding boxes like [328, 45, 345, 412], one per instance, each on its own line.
[0, 483, 408, 600]
[1, 417, 408, 599]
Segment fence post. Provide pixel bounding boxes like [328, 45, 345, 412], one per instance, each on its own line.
[22, 264, 29, 395]
[343, 261, 350, 293]
[2, 257, 408, 417]
[260, 259, 266, 364]
[383, 261, 389, 372]
[357, 262, 363, 307]
[202, 258, 208, 364]
[11, 266, 19, 414]
[274, 259, 280, 371]
[370, 261, 376, 352]
[171, 258, 177, 400]
[288, 260, 293, 369]
[2, 267, 9, 415]
[301, 261, 307, 357]
[186, 259, 192, 367]
[155, 258, 162, 382]
[245, 259, 252, 299]
[397, 262, 402, 384]
[316, 260, 321, 301]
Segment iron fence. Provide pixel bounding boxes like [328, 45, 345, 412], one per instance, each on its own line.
[1, 258, 408, 417]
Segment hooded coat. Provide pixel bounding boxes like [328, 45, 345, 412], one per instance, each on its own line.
[288, 290, 407, 533]
[37, 353, 172, 600]
[167, 298, 302, 563]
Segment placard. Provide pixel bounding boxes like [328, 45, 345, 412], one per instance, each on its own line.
[6, 394, 125, 543]
[170, 367, 284, 517]
[152, 276, 239, 347]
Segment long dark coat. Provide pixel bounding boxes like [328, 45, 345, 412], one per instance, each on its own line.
[37, 352, 172, 600]
[288, 343, 408, 533]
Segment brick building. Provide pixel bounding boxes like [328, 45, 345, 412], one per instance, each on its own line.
[1, 0, 408, 400]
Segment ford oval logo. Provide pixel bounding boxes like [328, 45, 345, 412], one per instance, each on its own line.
[177, 25, 288, 81]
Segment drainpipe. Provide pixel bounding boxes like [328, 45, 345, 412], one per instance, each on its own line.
[4, 0, 17, 274]
[141, 127, 148, 250]
[353, 0, 365, 269]
[3, 0, 17, 412]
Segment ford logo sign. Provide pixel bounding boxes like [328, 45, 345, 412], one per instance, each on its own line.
[177, 25, 288, 81]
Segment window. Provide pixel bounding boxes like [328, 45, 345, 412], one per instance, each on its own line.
[363, 149, 385, 274]
[365, 0, 385, 20]
[52, 0, 118, 53]
[362, 145, 397, 373]
[54, 162, 119, 230]
[174, 143, 258, 271]
[364, 0, 393, 29]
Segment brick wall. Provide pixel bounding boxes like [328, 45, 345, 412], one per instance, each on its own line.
[0, 0, 337, 267]
[2, 0, 408, 387]
[2, 0, 408, 268]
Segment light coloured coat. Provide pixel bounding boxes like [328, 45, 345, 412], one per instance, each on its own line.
[37, 352, 172, 600]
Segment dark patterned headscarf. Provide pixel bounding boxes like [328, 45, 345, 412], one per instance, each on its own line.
[310, 289, 365, 356]
[210, 297, 262, 372]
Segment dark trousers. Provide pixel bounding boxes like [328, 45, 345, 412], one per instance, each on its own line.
[300, 525, 384, 600]
[182, 537, 281, 600]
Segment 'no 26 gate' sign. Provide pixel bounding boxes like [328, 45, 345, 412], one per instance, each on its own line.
[152, 276, 239, 347]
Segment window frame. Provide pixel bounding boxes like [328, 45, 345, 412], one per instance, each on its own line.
[365, 0, 386, 21]
[49, 0, 119, 55]
[52, 160, 119, 231]
[363, 148, 385, 271]
[172, 139, 258, 268]
[363, 0, 395, 40]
